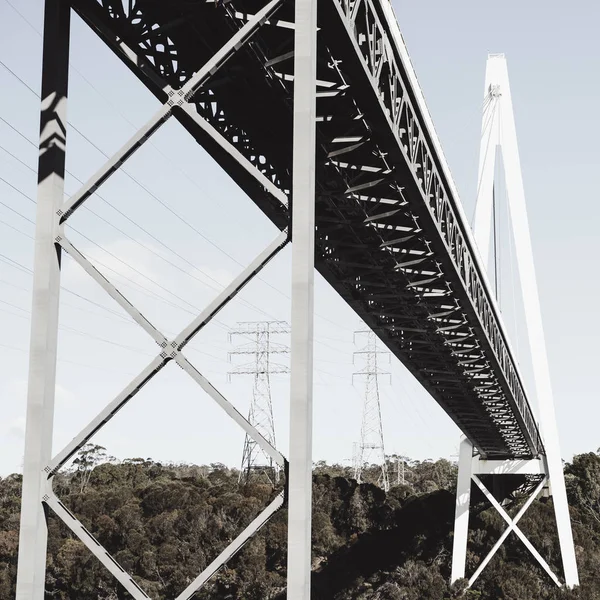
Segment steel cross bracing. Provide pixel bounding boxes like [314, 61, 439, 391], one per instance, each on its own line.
[48, 234, 289, 596]
[17, 0, 298, 598]
[66, 0, 543, 460]
[353, 330, 390, 491]
[451, 438, 560, 588]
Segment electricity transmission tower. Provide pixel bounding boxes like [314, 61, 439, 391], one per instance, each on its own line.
[229, 321, 290, 484]
[396, 456, 405, 486]
[353, 330, 390, 492]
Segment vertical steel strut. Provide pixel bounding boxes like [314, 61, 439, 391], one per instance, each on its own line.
[286, 0, 318, 593]
[16, 2, 70, 598]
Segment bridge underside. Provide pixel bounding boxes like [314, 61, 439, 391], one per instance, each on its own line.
[71, 0, 542, 459]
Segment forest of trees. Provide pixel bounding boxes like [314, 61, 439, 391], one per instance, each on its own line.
[2, 446, 600, 599]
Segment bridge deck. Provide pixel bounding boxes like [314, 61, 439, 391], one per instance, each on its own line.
[71, 0, 542, 459]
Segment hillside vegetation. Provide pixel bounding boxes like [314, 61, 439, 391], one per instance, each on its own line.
[1, 447, 600, 599]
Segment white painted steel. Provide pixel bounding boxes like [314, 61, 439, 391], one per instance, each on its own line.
[472, 475, 561, 586]
[378, 0, 492, 285]
[59, 236, 166, 345]
[61, 0, 284, 222]
[46, 356, 167, 474]
[178, 0, 285, 99]
[19, 1, 292, 596]
[61, 103, 171, 219]
[286, 0, 318, 592]
[180, 103, 289, 206]
[473, 54, 579, 588]
[474, 457, 545, 476]
[450, 437, 473, 584]
[473, 57, 502, 267]
[16, 2, 70, 597]
[375, 1, 529, 415]
[175, 233, 289, 347]
[468, 476, 549, 586]
[451, 441, 561, 587]
[44, 232, 285, 594]
[175, 355, 285, 466]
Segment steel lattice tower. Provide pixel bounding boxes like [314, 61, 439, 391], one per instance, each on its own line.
[229, 321, 290, 483]
[353, 330, 390, 492]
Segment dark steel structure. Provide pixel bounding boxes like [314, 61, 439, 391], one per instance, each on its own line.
[71, 0, 541, 459]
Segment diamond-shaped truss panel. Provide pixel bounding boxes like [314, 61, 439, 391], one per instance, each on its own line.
[46, 226, 288, 597]
[48, 14, 291, 579]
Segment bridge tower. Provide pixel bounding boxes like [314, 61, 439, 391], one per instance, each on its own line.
[228, 321, 290, 484]
[450, 54, 579, 589]
[353, 330, 390, 491]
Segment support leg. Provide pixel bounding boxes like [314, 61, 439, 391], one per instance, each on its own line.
[451, 437, 473, 584]
[16, 1, 70, 598]
[286, 0, 317, 594]
[494, 55, 579, 588]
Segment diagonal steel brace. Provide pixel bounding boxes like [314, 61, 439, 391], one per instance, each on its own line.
[470, 475, 561, 587]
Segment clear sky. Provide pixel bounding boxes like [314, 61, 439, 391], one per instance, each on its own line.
[0, 0, 598, 476]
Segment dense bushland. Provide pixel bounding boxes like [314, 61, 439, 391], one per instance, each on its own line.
[2, 446, 600, 599]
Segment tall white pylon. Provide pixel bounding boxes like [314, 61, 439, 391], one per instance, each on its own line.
[229, 321, 290, 484]
[353, 330, 390, 492]
[466, 53, 579, 587]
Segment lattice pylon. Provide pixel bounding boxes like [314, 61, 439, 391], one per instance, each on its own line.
[451, 53, 579, 589]
[15, 1, 293, 598]
[229, 321, 290, 484]
[353, 330, 390, 492]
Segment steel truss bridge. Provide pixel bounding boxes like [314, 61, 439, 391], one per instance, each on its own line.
[73, 0, 540, 459]
[16, 0, 578, 597]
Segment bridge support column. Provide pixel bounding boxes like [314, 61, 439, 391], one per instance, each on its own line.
[450, 437, 473, 583]
[16, 2, 70, 598]
[287, 0, 318, 595]
[15, 1, 294, 598]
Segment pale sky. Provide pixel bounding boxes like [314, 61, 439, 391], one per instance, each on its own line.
[0, 0, 598, 476]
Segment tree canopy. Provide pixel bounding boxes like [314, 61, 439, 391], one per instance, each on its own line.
[2, 449, 600, 598]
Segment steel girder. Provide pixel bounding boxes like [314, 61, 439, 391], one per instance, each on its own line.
[68, 0, 543, 463]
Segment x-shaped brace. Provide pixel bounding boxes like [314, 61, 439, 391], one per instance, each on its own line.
[39, 2, 293, 598]
[469, 475, 561, 587]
